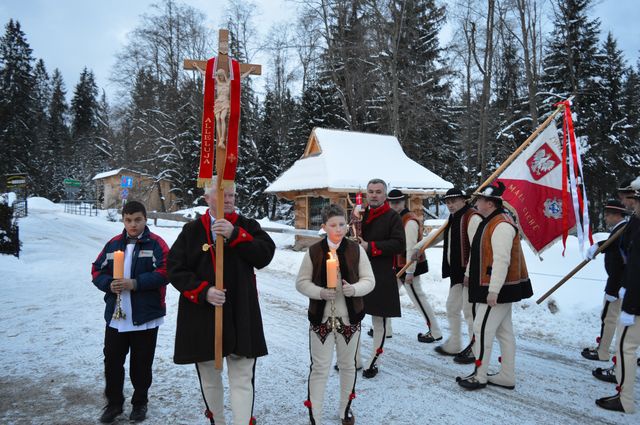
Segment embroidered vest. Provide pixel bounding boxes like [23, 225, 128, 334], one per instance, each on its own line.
[307, 239, 364, 325]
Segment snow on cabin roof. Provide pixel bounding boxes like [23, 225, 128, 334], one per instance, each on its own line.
[92, 168, 125, 180]
[265, 128, 453, 195]
[92, 168, 156, 181]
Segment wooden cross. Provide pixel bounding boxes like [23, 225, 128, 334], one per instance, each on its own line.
[183, 29, 261, 370]
[183, 29, 262, 77]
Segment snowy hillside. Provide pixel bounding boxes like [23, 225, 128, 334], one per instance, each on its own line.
[0, 199, 637, 424]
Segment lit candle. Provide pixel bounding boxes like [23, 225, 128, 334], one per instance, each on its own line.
[326, 251, 338, 289]
[113, 250, 124, 279]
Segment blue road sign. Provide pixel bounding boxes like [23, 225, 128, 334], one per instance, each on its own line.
[121, 176, 133, 188]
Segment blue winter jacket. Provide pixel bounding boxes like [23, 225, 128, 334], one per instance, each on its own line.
[91, 226, 170, 325]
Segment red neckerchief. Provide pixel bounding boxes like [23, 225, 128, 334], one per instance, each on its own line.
[199, 210, 240, 269]
[365, 201, 390, 224]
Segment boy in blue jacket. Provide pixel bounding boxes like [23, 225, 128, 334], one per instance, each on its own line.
[91, 201, 170, 423]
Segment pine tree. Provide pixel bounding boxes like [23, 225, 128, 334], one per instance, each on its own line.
[29, 59, 54, 196]
[319, 0, 376, 130]
[70, 67, 105, 196]
[378, 0, 455, 180]
[540, 0, 605, 227]
[622, 63, 640, 164]
[48, 68, 70, 200]
[587, 34, 639, 227]
[0, 19, 36, 178]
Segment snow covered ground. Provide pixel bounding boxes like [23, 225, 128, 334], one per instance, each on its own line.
[0, 198, 638, 424]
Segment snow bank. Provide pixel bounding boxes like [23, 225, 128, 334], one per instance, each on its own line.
[27, 196, 62, 211]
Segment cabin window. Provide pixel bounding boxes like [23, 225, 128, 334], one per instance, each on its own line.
[308, 197, 330, 230]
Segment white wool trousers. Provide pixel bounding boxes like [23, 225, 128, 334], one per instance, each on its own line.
[615, 320, 640, 413]
[440, 284, 474, 353]
[597, 297, 621, 360]
[196, 355, 257, 425]
[472, 303, 516, 385]
[364, 316, 389, 370]
[462, 285, 476, 344]
[404, 276, 442, 339]
[307, 323, 360, 425]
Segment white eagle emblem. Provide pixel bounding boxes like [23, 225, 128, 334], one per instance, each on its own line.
[543, 198, 563, 219]
[530, 149, 557, 176]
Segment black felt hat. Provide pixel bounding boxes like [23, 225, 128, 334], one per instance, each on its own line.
[604, 199, 629, 215]
[474, 181, 506, 200]
[387, 189, 406, 201]
[617, 178, 635, 193]
[442, 188, 468, 200]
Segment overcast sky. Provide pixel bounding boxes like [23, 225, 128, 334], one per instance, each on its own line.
[0, 0, 638, 103]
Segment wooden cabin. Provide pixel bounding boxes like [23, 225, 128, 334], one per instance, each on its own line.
[265, 128, 453, 250]
[92, 168, 177, 212]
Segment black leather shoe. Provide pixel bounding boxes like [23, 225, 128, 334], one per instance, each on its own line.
[417, 331, 442, 343]
[457, 376, 487, 390]
[453, 345, 475, 364]
[362, 366, 378, 379]
[595, 394, 625, 412]
[435, 345, 457, 356]
[99, 404, 123, 423]
[455, 371, 476, 383]
[592, 366, 617, 383]
[581, 347, 606, 361]
[341, 412, 355, 425]
[130, 404, 148, 422]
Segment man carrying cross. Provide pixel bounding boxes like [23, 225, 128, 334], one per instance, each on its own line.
[168, 179, 275, 424]
[170, 29, 273, 425]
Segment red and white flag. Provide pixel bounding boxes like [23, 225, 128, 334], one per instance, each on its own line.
[496, 121, 577, 255]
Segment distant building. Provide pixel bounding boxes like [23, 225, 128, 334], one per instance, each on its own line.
[92, 168, 177, 212]
[265, 127, 453, 249]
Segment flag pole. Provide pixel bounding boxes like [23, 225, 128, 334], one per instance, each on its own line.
[396, 98, 572, 278]
[536, 223, 626, 304]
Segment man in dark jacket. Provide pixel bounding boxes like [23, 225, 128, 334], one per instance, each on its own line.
[358, 178, 405, 378]
[168, 179, 275, 425]
[596, 190, 640, 413]
[581, 200, 628, 361]
[593, 181, 640, 382]
[91, 201, 170, 423]
[433, 188, 482, 363]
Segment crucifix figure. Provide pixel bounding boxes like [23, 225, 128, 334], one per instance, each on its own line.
[213, 66, 256, 148]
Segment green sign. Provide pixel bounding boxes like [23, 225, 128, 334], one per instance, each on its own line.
[63, 178, 81, 187]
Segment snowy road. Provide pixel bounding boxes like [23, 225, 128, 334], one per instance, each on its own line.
[0, 201, 637, 424]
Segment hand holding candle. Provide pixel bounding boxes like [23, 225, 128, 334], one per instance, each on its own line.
[326, 251, 338, 289]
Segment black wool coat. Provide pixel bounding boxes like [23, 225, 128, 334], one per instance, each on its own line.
[601, 220, 626, 297]
[361, 202, 405, 317]
[168, 211, 275, 364]
[622, 219, 640, 316]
